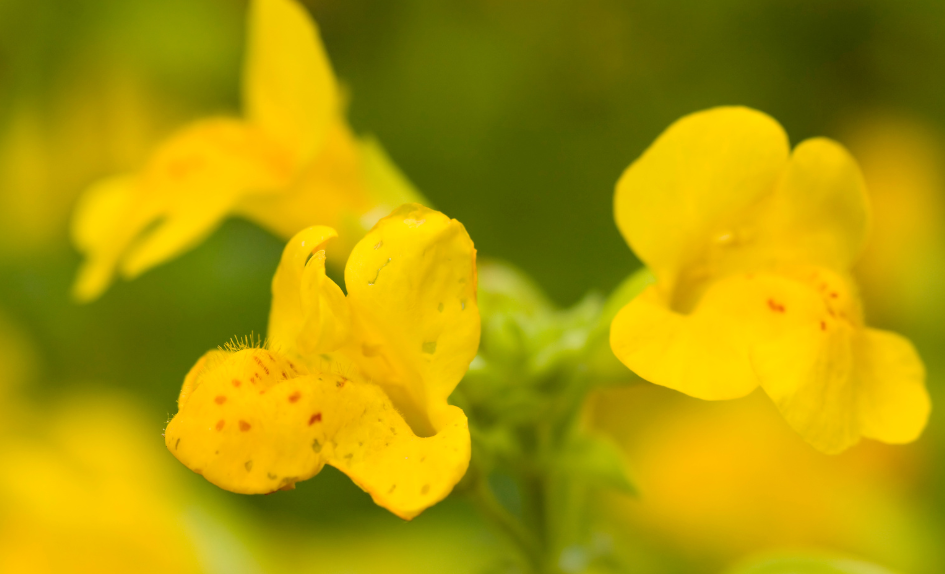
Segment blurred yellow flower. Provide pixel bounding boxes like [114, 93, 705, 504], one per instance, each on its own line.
[591, 384, 938, 572]
[165, 204, 479, 520]
[0, 394, 206, 574]
[71, 0, 422, 302]
[609, 106, 929, 453]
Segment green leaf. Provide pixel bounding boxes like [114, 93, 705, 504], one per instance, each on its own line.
[726, 554, 900, 574]
[554, 433, 636, 495]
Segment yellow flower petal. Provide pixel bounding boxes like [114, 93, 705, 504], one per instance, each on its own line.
[236, 121, 371, 262]
[164, 348, 470, 520]
[342, 204, 480, 433]
[120, 119, 292, 279]
[267, 225, 350, 356]
[243, 0, 339, 163]
[854, 328, 929, 444]
[611, 281, 761, 401]
[756, 137, 871, 270]
[747, 271, 926, 453]
[752, 317, 859, 454]
[614, 106, 789, 291]
[70, 118, 293, 299]
[70, 174, 136, 302]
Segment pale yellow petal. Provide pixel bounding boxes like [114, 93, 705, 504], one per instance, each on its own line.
[235, 121, 370, 261]
[855, 328, 929, 444]
[343, 204, 480, 433]
[165, 348, 470, 520]
[614, 106, 789, 289]
[243, 0, 338, 162]
[757, 137, 871, 269]
[70, 118, 292, 300]
[120, 118, 292, 279]
[236, 125, 428, 265]
[70, 174, 136, 301]
[267, 226, 342, 354]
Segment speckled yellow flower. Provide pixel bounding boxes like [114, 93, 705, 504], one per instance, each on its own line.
[71, 0, 421, 302]
[609, 106, 930, 454]
[165, 204, 479, 520]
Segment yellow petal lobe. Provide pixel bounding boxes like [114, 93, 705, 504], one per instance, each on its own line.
[267, 225, 348, 355]
[343, 204, 480, 433]
[614, 106, 789, 289]
[243, 0, 338, 162]
[757, 137, 871, 269]
[120, 119, 292, 279]
[70, 174, 136, 302]
[70, 118, 293, 300]
[610, 283, 759, 401]
[854, 328, 930, 444]
[237, 126, 429, 265]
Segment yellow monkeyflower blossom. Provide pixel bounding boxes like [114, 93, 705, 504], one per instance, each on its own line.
[609, 106, 930, 454]
[165, 204, 479, 520]
[71, 0, 421, 302]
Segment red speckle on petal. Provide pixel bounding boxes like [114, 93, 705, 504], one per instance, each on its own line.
[288, 392, 301, 403]
[239, 420, 251, 432]
[767, 298, 786, 313]
[253, 355, 270, 375]
[214, 395, 227, 405]
[308, 413, 322, 425]
[820, 321, 827, 331]
[215, 420, 225, 431]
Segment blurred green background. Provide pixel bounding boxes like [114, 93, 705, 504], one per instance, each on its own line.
[1, 0, 944, 572]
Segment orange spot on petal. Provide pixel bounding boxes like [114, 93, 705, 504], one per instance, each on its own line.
[308, 413, 322, 425]
[232, 379, 241, 387]
[288, 392, 301, 403]
[215, 420, 225, 431]
[214, 395, 227, 405]
[239, 420, 251, 432]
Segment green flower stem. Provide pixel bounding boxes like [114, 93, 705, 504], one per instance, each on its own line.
[471, 476, 545, 573]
